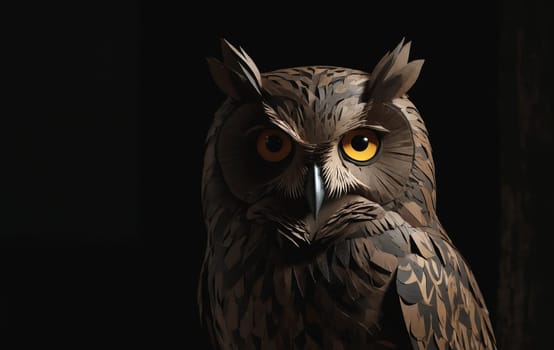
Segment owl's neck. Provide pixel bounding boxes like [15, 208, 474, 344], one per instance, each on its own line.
[385, 192, 448, 241]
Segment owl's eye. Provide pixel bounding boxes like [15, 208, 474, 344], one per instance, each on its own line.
[340, 129, 380, 163]
[256, 129, 292, 162]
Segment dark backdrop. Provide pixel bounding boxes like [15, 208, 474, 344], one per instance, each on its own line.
[8, 1, 514, 347]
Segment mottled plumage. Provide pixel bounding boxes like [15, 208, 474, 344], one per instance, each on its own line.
[199, 39, 496, 349]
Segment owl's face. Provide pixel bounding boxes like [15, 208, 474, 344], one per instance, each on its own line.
[206, 39, 433, 250]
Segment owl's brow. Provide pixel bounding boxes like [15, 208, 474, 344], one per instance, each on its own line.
[338, 110, 390, 135]
[240, 104, 312, 147]
[263, 102, 310, 146]
[239, 102, 290, 136]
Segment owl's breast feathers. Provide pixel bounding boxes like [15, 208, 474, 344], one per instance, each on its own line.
[199, 207, 496, 350]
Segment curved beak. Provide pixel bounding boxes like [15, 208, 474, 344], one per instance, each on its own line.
[305, 163, 325, 219]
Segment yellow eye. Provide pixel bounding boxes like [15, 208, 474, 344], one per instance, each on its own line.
[256, 129, 292, 162]
[341, 129, 380, 162]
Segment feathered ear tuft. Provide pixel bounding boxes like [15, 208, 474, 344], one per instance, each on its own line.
[367, 38, 424, 102]
[207, 39, 263, 100]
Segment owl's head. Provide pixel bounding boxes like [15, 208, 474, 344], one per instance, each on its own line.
[204, 39, 440, 249]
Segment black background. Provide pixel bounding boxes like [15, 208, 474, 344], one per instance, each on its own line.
[9, 1, 501, 347]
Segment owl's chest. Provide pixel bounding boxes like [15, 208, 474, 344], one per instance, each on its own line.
[211, 238, 399, 349]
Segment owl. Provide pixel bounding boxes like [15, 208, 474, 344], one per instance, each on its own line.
[198, 39, 496, 350]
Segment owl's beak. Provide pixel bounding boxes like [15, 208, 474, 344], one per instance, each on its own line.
[305, 163, 325, 219]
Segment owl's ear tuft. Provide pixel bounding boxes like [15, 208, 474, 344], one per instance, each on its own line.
[367, 38, 424, 102]
[207, 39, 263, 101]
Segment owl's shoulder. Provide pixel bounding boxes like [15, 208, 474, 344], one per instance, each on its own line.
[389, 226, 497, 349]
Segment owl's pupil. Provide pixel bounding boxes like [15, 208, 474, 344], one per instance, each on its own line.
[351, 136, 369, 151]
[265, 135, 283, 152]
